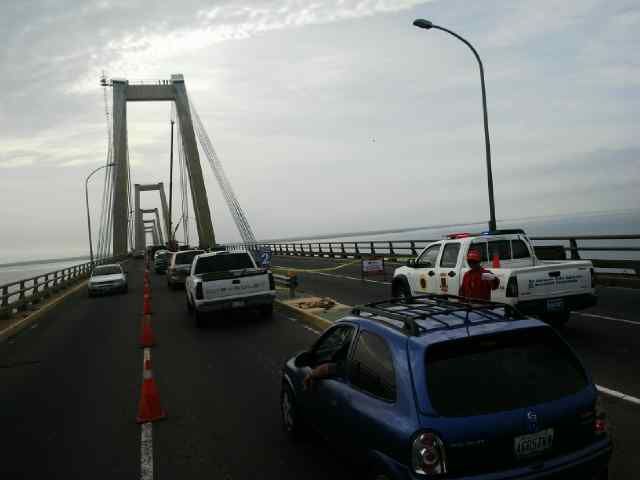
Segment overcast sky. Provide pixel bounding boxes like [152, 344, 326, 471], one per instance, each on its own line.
[1, 0, 638, 260]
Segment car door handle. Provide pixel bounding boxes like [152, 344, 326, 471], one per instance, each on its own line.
[448, 271, 456, 278]
[428, 271, 435, 277]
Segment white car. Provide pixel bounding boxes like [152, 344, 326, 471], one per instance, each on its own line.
[185, 251, 276, 327]
[392, 229, 597, 325]
[88, 264, 128, 297]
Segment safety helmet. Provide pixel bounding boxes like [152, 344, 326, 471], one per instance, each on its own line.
[467, 249, 482, 263]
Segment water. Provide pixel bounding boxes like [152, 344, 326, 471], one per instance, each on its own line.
[0, 259, 89, 289]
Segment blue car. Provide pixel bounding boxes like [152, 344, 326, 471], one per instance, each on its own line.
[281, 295, 612, 479]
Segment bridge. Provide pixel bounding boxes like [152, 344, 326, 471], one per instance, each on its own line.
[0, 75, 638, 479]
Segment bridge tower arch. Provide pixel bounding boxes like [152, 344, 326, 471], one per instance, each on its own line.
[111, 74, 216, 256]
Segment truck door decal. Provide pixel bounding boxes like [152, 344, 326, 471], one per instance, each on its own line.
[420, 275, 427, 290]
[440, 274, 448, 293]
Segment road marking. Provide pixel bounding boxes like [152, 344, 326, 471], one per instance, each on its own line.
[140, 347, 153, 480]
[576, 312, 638, 326]
[272, 260, 359, 273]
[315, 271, 391, 285]
[140, 423, 153, 480]
[597, 385, 640, 406]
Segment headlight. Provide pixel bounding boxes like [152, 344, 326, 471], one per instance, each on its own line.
[412, 431, 447, 476]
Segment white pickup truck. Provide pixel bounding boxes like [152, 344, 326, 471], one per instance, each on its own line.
[185, 251, 276, 327]
[392, 229, 597, 325]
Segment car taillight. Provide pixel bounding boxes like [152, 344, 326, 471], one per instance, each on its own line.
[594, 397, 608, 435]
[269, 272, 275, 290]
[412, 431, 447, 476]
[506, 276, 519, 297]
[195, 282, 203, 300]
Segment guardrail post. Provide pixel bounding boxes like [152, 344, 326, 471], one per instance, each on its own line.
[340, 243, 347, 258]
[354, 242, 360, 258]
[31, 277, 40, 305]
[293, 244, 298, 256]
[18, 280, 26, 311]
[289, 273, 298, 299]
[328, 243, 335, 258]
[370, 242, 376, 256]
[0, 285, 9, 319]
[569, 238, 581, 260]
[318, 243, 323, 256]
[388, 242, 395, 257]
[410, 241, 417, 257]
[307, 244, 313, 256]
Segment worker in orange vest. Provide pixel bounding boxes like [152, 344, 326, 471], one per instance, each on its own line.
[459, 249, 500, 301]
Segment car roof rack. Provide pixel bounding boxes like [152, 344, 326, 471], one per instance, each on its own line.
[351, 294, 522, 336]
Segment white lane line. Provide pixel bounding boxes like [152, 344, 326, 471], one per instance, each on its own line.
[140, 347, 153, 480]
[315, 271, 391, 285]
[596, 385, 640, 406]
[576, 312, 639, 326]
[286, 316, 320, 335]
[140, 423, 153, 480]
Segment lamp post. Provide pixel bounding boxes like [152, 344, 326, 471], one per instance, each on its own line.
[413, 19, 497, 231]
[85, 163, 115, 266]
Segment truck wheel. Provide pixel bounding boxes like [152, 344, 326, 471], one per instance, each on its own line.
[544, 311, 571, 327]
[186, 294, 194, 313]
[194, 309, 204, 328]
[260, 303, 274, 318]
[392, 279, 412, 300]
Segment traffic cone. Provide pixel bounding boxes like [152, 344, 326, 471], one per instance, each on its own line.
[136, 359, 166, 423]
[144, 270, 150, 281]
[143, 295, 152, 315]
[140, 315, 155, 348]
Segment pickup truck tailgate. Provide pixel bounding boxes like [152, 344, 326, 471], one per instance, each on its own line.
[202, 270, 270, 300]
[516, 261, 592, 300]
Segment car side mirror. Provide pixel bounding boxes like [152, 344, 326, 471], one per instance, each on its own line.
[295, 351, 313, 368]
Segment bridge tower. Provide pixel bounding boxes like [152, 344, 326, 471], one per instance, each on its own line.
[111, 74, 216, 256]
[134, 183, 170, 253]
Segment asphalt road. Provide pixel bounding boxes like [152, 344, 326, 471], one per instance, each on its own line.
[0, 257, 637, 479]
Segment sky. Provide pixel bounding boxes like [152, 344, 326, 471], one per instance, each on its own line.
[0, 0, 639, 260]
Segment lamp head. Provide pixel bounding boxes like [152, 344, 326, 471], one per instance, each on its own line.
[413, 19, 434, 30]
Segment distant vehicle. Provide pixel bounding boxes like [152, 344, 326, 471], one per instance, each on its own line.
[153, 249, 170, 274]
[166, 249, 205, 289]
[392, 230, 597, 326]
[146, 245, 165, 260]
[88, 264, 128, 297]
[185, 251, 275, 327]
[281, 295, 612, 480]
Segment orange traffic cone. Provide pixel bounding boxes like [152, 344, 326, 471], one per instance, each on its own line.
[136, 359, 166, 423]
[143, 295, 152, 315]
[143, 282, 151, 295]
[144, 270, 150, 281]
[140, 315, 155, 348]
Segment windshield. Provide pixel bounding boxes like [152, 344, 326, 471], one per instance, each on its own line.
[425, 327, 588, 417]
[175, 250, 204, 265]
[93, 266, 122, 276]
[195, 253, 254, 274]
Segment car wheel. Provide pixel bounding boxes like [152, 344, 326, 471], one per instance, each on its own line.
[281, 384, 303, 440]
[392, 279, 412, 300]
[260, 303, 274, 318]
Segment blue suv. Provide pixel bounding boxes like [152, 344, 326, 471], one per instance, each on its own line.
[281, 295, 612, 479]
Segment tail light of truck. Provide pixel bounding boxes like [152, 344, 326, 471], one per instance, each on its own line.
[412, 431, 447, 476]
[593, 396, 608, 436]
[195, 282, 203, 300]
[269, 272, 275, 290]
[506, 276, 519, 297]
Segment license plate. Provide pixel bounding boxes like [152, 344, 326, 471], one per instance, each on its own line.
[514, 428, 554, 458]
[546, 298, 564, 312]
[231, 300, 245, 308]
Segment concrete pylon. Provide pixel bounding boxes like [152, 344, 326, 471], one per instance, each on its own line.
[135, 183, 171, 253]
[111, 74, 216, 257]
[143, 220, 160, 246]
[141, 208, 165, 245]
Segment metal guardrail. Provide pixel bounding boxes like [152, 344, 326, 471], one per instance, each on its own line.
[0, 256, 126, 320]
[273, 273, 298, 298]
[227, 235, 640, 276]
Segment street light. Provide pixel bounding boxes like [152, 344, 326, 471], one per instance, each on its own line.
[85, 162, 115, 265]
[413, 18, 497, 231]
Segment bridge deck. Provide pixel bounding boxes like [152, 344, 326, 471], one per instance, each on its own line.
[0, 258, 638, 478]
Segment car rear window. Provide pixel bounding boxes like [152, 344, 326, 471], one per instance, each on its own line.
[175, 250, 204, 265]
[93, 266, 122, 276]
[425, 327, 588, 417]
[194, 253, 254, 274]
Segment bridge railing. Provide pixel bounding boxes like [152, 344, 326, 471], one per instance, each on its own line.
[0, 256, 126, 320]
[226, 235, 640, 276]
